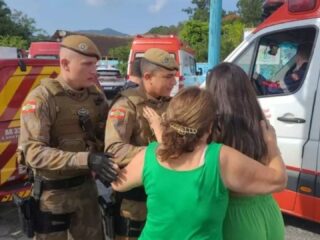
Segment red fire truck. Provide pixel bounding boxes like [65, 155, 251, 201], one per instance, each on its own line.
[0, 58, 60, 201]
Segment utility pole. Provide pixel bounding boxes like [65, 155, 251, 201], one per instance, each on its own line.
[208, 0, 222, 68]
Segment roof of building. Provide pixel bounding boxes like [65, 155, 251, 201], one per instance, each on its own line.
[51, 30, 133, 57]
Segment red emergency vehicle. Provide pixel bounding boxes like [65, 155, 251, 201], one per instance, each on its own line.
[224, 0, 320, 222]
[0, 58, 60, 201]
[127, 35, 199, 95]
[28, 41, 60, 59]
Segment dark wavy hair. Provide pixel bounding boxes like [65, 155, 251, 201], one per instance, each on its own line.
[157, 87, 215, 161]
[206, 62, 267, 163]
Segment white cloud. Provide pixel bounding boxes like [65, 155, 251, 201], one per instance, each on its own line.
[148, 0, 168, 13]
[85, 0, 107, 7]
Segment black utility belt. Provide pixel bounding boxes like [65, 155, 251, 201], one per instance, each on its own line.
[41, 174, 91, 191]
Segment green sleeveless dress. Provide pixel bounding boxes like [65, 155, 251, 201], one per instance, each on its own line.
[139, 142, 229, 240]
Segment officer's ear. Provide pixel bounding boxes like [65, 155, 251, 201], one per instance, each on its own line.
[143, 72, 152, 82]
[60, 58, 70, 72]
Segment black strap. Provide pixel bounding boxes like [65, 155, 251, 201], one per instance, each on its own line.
[35, 211, 71, 234]
[41, 175, 90, 190]
[114, 215, 145, 238]
[116, 187, 146, 202]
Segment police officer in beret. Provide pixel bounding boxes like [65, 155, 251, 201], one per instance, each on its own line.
[122, 58, 142, 90]
[18, 35, 118, 240]
[105, 48, 178, 239]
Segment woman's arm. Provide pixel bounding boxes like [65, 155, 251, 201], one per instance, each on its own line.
[111, 149, 145, 192]
[219, 120, 287, 194]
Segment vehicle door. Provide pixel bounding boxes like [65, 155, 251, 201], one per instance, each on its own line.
[227, 21, 319, 215]
[178, 50, 198, 87]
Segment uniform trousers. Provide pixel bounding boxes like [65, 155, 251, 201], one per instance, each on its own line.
[34, 178, 104, 240]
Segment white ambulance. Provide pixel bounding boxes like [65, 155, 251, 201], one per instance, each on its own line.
[224, 0, 320, 223]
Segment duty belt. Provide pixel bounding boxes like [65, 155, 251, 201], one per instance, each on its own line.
[41, 175, 91, 191]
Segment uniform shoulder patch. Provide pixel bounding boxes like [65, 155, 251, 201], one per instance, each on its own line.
[22, 100, 37, 114]
[109, 108, 126, 120]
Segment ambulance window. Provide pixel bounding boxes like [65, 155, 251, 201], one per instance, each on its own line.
[250, 27, 315, 96]
[135, 52, 176, 59]
[233, 43, 255, 75]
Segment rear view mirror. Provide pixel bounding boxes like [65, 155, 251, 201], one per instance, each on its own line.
[268, 44, 279, 56]
[196, 68, 203, 76]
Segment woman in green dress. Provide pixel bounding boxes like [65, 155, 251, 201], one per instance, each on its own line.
[206, 62, 285, 240]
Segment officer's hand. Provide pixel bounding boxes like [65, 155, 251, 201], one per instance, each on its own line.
[88, 153, 118, 184]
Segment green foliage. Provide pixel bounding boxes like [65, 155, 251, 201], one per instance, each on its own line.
[0, 0, 48, 48]
[108, 45, 131, 75]
[0, 35, 28, 49]
[179, 20, 209, 61]
[182, 0, 210, 22]
[237, 0, 263, 27]
[221, 16, 244, 60]
[146, 25, 180, 35]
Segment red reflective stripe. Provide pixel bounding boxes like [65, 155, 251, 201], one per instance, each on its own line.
[0, 67, 16, 93]
[3, 66, 42, 121]
[286, 165, 319, 176]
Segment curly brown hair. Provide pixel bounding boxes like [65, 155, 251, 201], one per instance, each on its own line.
[157, 87, 214, 161]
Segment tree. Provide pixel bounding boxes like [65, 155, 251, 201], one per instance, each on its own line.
[220, 15, 244, 60]
[108, 45, 131, 75]
[179, 20, 209, 61]
[0, 0, 15, 36]
[237, 0, 263, 27]
[146, 25, 181, 35]
[0, 0, 48, 47]
[11, 10, 49, 41]
[0, 35, 28, 49]
[183, 0, 210, 22]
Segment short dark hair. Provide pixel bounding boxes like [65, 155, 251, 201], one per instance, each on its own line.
[297, 43, 312, 60]
[131, 58, 142, 77]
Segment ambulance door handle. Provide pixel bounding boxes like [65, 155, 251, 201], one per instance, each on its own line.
[277, 116, 306, 123]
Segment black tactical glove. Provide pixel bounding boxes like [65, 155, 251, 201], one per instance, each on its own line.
[88, 152, 118, 184]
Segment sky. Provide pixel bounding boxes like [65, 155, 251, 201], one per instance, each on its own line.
[4, 0, 238, 36]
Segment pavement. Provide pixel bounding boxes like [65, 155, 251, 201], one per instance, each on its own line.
[1, 196, 319, 240]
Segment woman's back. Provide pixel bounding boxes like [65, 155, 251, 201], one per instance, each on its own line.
[140, 142, 228, 240]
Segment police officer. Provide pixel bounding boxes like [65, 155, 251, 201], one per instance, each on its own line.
[18, 35, 117, 240]
[105, 48, 178, 239]
[122, 58, 142, 90]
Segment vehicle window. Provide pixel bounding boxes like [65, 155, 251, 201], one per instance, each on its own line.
[247, 27, 315, 96]
[233, 43, 255, 75]
[135, 52, 176, 59]
[97, 70, 120, 76]
[180, 50, 197, 76]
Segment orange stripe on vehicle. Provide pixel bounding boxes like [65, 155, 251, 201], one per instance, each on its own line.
[0, 154, 16, 184]
[8, 119, 20, 128]
[30, 66, 60, 90]
[21, 189, 31, 198]
[0, 141, 10, 155]
[0, 66, 32, 117]
[8, 66, 59, 122]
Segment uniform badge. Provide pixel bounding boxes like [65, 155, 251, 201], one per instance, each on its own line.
[109, 108, 126, 120]
[22, 100, 37, 114]
[78, 43, 88, 51]
[77, 107, 90, 117]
